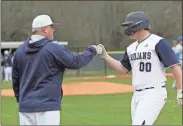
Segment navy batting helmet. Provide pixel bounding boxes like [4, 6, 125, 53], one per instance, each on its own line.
[121, 11, 151, 36]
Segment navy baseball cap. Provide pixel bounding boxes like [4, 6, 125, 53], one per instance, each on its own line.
[177, 35, 182, 42]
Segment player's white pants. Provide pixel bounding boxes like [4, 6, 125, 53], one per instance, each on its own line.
[131, 85, 167, 125]
[179, 60, 182, 66]
[4, 67, 12, 81]
[172, 80, 176, 88]
[19, 110, 60, 125]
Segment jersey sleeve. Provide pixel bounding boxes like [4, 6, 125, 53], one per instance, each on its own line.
[120, 51, 132, 72]
[176, 45, 182, 54]
[155, 39, 180, 68]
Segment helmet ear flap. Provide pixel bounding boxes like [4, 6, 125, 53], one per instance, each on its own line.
[123, 20, 150, 36]
[123, 21, 142, 36]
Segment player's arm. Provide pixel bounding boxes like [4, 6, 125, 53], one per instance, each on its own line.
[12, 51, 20, 103]
[155, 39, 182, 105]
[47, 43, 97, 69]
[98, 44, 131, 74]
[172, 65, 182, 89]
[103, 54, 128, 74]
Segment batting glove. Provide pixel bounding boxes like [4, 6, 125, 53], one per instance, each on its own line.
[98, 44, 107, 58]
[91, 45, 103, 55]
[177, 89, 183, 106]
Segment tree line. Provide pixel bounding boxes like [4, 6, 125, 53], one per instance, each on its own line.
[1, 1, 182, 50]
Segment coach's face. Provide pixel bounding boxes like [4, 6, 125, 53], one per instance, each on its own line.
[42, 25, 55, 40]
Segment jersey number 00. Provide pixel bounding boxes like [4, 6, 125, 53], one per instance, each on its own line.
[139, 62, 152, 72]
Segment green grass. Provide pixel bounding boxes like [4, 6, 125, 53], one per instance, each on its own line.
[0, 78, 132, 89]
[61, 93, 132, 125]
[107, 51, 125, 54]
[64, 67, 172, 77]
[1, 77, 182, 125]
[0, 81, 13, 89]
[73, 50, 125, 54]
[64, 69, 122, 77]
[0, 67, 171, 88]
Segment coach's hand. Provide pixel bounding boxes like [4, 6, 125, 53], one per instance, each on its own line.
[177, 89, 182, 106]
[98, 44, 107, 58]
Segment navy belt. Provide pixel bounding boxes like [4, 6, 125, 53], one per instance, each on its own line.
[135, 85, 165, 92]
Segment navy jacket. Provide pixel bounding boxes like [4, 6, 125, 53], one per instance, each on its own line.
[12, 38, 96, 112]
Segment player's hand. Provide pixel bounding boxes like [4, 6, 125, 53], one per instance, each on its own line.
[91, 45, 103, 55]
[177, 89, 183, 106]
[98, 44, 108, 58]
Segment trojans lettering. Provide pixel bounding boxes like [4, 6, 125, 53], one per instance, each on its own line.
[130, 52, 151, 61]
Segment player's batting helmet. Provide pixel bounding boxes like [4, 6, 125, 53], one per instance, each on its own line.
[121, 11, 151, 36]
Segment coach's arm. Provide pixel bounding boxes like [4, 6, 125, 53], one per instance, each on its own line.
[97, 44, 130, 74]
[47, 43, 97, 69]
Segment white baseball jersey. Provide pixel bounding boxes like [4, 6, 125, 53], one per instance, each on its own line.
[175, 44, 182, 60]
[172, 47, 176, 53]
[121, 34, 180, 89]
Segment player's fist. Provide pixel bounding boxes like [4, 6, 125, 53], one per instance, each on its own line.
[98, 44, 107, 58]
[177, 89, 182, 106]
[91, 45, 103, 55]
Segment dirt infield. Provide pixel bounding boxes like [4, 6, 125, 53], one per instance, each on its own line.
[1, 82, 134, 97]
[1, 74, 174, 97]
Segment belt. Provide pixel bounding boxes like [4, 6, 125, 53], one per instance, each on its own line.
[135, 85, 165, 92]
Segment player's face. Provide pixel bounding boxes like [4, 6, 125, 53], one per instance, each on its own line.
[129, 32, 139, 40]
[172, 44, 176, 47]
[180, 41, 182, 46]
[42, 25, 55, 40]
[129, 29, 150, 41]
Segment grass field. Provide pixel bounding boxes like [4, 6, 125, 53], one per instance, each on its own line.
[64, 68, 173, 77]
[1, 75, 182, 125]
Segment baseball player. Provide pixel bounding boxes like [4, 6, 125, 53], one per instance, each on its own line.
[172, 36, 182, 88]
[2, 50, 12, 82]
[175, 36, 182, 65]
[171, 40, 178, 55]
[12, 14, 102, 125]
[97, 11, 182, 125]
[0, 53, 4, 82]
[171, 40, 179, 88]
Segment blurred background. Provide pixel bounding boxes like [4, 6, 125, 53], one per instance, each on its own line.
[1, 1, 182, 79]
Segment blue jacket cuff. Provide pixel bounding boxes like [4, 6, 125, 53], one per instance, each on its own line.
[87, 46, 97, 55]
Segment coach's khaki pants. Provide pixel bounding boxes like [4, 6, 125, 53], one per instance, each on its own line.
[19, 110, 60, 125]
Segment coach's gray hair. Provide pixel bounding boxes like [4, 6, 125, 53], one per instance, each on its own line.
[32, 28, 42, 34]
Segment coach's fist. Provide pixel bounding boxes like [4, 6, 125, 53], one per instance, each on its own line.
[177, 89, 183, 106]
[98, 44, 107, 58]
